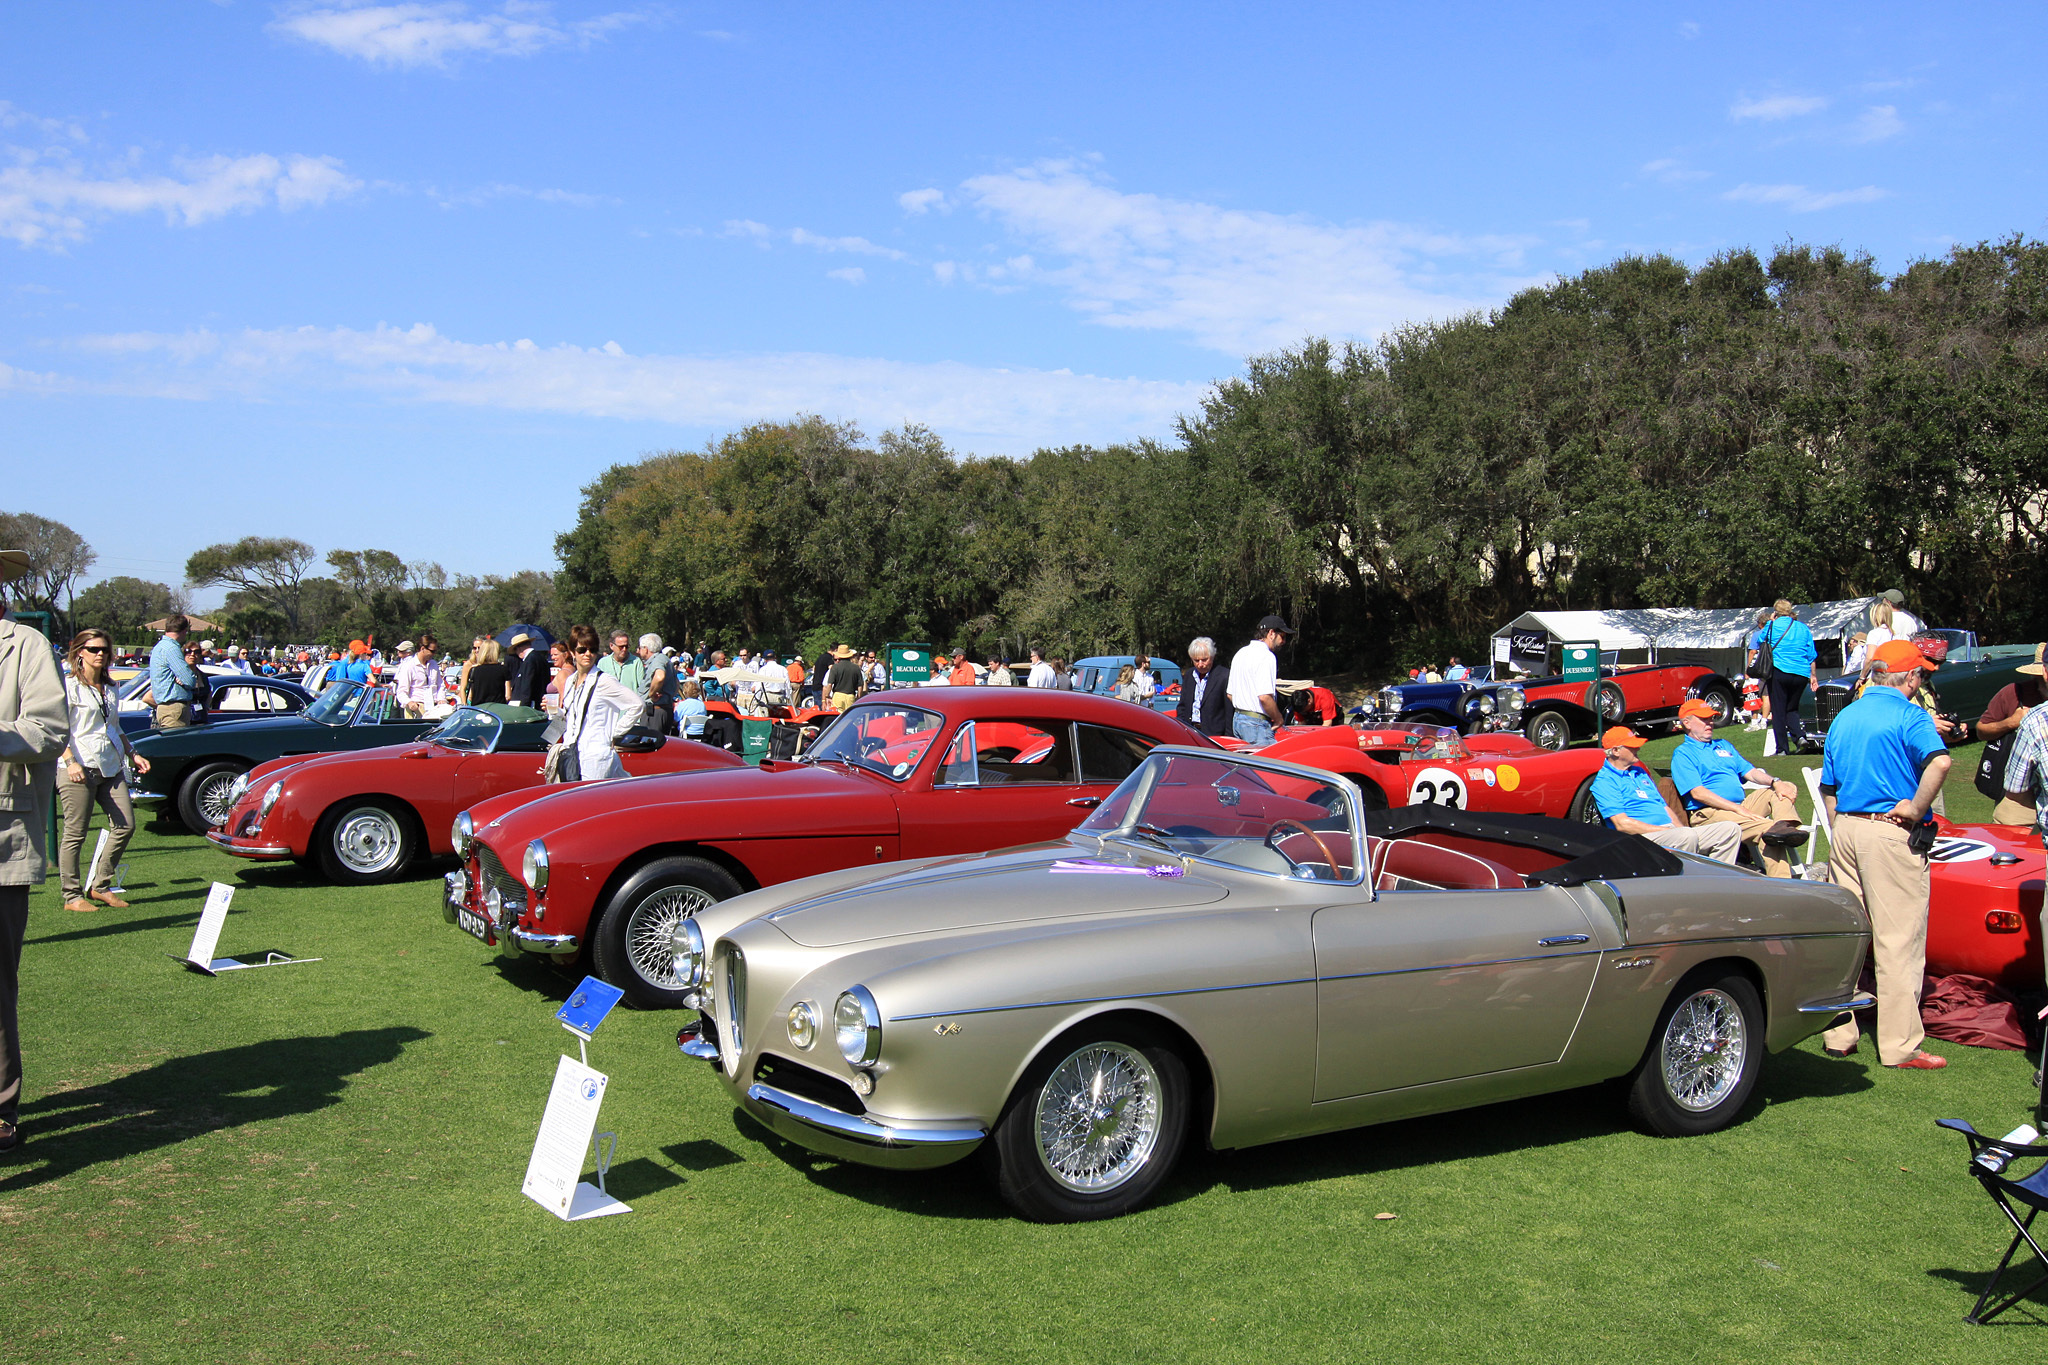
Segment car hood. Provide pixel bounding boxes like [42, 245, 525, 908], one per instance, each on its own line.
[135, 715, 334, 749]
[762, 843, 1231, 948]
[474, 761, 899, 846]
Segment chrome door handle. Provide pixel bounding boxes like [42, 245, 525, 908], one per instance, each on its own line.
[1538, 934, 1590, 947]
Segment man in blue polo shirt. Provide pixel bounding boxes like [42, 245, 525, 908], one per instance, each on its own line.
[1591, 726, 1740, 862]
[146, 613, 201, 729]
[1819, 637, 1952, 1070]
[1671, 698, 1804, 876]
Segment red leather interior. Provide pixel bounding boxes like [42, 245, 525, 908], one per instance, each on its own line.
[1370, 838, 1520, 891]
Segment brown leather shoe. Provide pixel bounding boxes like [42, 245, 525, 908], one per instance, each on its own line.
[63, 898, 97, 913]
[1891, 1051, 1948, 1070]
[89, 889, 129, 908]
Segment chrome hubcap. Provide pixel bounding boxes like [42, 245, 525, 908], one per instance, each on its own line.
[332, 808, 403, 874]
[199, 775, 240, 828]
[1661, 988, 1747, 1112]
[1531, 716, 1566, 749]
[625, 885, 717, 989]
[1034, 1042, 1162, 1192]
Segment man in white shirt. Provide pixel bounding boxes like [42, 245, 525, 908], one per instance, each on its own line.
[1881, 588, 1924, 638]
[1225, 616, 1294, 746]
[1026, 648, 1058, 689]
[393, 635, 445, 717]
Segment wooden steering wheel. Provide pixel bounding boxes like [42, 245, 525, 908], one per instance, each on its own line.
[1265, 818, 1342, 879]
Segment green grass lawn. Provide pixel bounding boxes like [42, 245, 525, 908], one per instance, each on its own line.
[3, 743, 2040, 1364]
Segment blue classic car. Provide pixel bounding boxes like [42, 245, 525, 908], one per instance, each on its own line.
[1358, 669, 1535, 740]
[1072, 656, 1185, 713]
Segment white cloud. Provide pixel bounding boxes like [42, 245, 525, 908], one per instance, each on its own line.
[1722, 182, 1888, 212]
[898, 188, 947, 215]
[46, 323, 1212, 452]
[1850, 105, 1905, 142]
[0, 151, 361, 249]
[724, 220, 907, 261]
[951, 160, 1537, 354]
[0, 101, 87, 142]
[1677, 20, 1700, 39]
[1641, 158, 1710, 184]
[270, 2, 655, 69]
[826, 266, 865, 285]
[429, 181, 611, 208]
[1730, 94, 1827, 122]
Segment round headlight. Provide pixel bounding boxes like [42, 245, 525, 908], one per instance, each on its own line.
[786, 1001, 819, 1050]
[257, 780, 283, 819]
[229, 774, 251, 806]
[1501, 686, 1525, 715]
[452, 811, 474, 859]
[670, 917, 704, 988]
[522, 839, 549, 891]
[485, 884, 503, 920]
[1476, 695, 1496, 715]
[834, 986, 882, 1066]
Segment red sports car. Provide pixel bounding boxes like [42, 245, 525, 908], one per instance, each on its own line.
[1922, 818, 2046, 991]
[444, 689, 1212, 1007]
[1232, 723, 1607, 820]
[207, 704, 745, 885]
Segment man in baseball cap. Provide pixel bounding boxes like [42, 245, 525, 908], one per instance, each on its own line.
[1590, 726, 1740, 862]
[1224, 615, 1297, 747]
[1817, 635, 1951, 1069]
[1670, 698, 1804, 876]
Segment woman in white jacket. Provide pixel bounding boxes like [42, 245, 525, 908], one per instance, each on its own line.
[557, 625, 649, 783]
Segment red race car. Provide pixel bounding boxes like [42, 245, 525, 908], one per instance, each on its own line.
[1227, 723, 1607, 821]
[207, 704, 745, 884]
[1921, 818, 2046, 991]
[444, 689, 1212, 1007]
[1512, 655, 1741, 750]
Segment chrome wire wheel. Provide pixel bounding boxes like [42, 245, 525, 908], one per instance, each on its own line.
[197, 773, 241, 829]
[623, 885, 717, 990]
[1033, 1041, 1164, 1193]
[331, 806, 405, 875]
[1659, 988, 1749, 1112]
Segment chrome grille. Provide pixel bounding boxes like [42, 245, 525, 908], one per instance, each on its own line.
[475, 844, 524, 927]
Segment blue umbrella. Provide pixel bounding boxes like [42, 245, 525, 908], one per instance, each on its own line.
[495, 623, 555, 650]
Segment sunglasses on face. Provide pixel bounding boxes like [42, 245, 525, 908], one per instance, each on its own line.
[574, 646, 598, 656]
[80, 645, 108, 654]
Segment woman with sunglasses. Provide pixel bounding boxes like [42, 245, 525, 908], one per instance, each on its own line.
[57, 629, 150, 912]
[553, 624, 652, 782]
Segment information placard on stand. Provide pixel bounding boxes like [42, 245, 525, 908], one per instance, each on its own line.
[169, 882, 319, 975]
[522, 1054, 629, 1220]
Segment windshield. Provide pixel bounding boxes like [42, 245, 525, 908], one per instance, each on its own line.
[304, 680, 367, 727]
[801, 702, 946, 780]
[425, 706, 500, 752]
[1078, 750, 1361, 881]
[1359, 723, 1469, 762]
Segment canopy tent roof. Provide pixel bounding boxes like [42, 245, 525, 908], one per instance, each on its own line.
[1492, 598, 1880, 651]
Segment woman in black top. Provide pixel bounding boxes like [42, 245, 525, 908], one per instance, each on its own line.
[461, 639, 512, 706]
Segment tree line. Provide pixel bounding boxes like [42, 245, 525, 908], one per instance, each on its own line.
[13, 233, 2045, 673]
[556, 236, 2048, 673]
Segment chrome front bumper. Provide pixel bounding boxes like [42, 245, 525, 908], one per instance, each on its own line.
[741, 1082, 986, 1170]
[441, 871, 577, 954]
[205, 828, 292, 860]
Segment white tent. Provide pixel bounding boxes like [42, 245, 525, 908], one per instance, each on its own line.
[1492, 598, 1881, 676]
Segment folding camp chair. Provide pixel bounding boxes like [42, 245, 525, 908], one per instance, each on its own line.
[1936, 1118, 2048, 1323]
[1801, 766, 1832, 871]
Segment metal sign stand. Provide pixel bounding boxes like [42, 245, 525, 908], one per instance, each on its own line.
[521, 977, 630, 1220]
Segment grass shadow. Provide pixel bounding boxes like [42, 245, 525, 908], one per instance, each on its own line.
[2, 1026, 430, 1193]
[663, 1139, 744, 1171]
[487, 954, 575, 1003]
[603, 1157, 684, 1201]
[1925, 1264, 2048, 1325]
[26, 910, 211, 948]
[727, 1107, 1007, 1220]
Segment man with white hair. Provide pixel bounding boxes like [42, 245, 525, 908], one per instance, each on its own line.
[1175, 637, 1232, 736]
[638, 633, 676, 733]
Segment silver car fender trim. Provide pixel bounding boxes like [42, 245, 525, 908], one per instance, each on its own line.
[889, 975, 1315, 1023]
[746, 1083, 986, 1149]
[509, 928, 579, 953]
[1796, 992, 1877, 1014]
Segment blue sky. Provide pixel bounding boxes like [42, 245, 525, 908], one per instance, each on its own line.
[3, 2, 2042, 604]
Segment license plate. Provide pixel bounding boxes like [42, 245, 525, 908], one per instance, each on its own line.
[456, 906, 494, 944]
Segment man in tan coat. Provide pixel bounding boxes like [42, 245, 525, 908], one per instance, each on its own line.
[0, 549, 71, 1152]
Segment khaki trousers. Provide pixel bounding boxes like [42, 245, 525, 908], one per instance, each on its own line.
[1821, 816, 1929, 1065]
[1640, 821, 1741, 863]
[1991, 796, 2037, 826]
[57, 768, 136, 899]
[831, 692, 856, 712]
[153, 701, 192, 729]
[1691, 788, 1799, 877]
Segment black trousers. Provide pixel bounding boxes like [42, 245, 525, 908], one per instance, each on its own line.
[1767, 672, 1808, 754]
[0, 884, 25, 1126]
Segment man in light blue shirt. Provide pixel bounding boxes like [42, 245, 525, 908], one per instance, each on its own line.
[1670, 698, 1803, 876]
[1591, 726, 1739, 862]
[147, 614, 200, 729]
[1445, 657, 1469, 682]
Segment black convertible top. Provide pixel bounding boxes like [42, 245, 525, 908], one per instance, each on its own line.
[1360, 805, 1685, 886]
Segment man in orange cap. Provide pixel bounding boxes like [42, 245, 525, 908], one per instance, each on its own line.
[1818, 637, 1952, 1069]
[1590, 726, 1740, 861]
[1671, 698, 1804, 876]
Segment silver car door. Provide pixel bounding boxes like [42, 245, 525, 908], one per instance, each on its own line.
[1311, 883, 1603, 1102]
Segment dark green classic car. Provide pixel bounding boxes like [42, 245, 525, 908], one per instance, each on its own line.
[133, 681, 439, 833]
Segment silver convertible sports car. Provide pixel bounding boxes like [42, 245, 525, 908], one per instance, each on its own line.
[672, 746, 1873, 1222]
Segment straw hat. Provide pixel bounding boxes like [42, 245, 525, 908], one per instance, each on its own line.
[0, 549, 29, 584]
[2019, 643, 2046, 678]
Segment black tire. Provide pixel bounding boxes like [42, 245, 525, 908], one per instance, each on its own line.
[1566, 774, 1601, 824]
[175, 760, 248, 835]
[991, 1022, 1190, 1223]
[1525, 709, 1572, 751]
[1626, 971, 1764, 1137]
[591, 856, 744, 1009]
[1589, 681, 1626, 726]
[314, 799, 417, 885]
[1692, 682, 1738, 728]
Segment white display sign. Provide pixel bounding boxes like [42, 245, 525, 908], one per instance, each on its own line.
[523, 1055, 629, 1221]
[183, 883, 235, 969]
[85, 829, 111, 893]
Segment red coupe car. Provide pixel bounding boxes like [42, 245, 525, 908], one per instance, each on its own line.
[207, 704, 745, 884]
[444, 689, 1211, 1007]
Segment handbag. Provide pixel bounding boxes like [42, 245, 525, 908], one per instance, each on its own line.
[1745, 621, 1782, 681]
[1976, 731, 2015, 801]
[543, 672, 602, 782]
